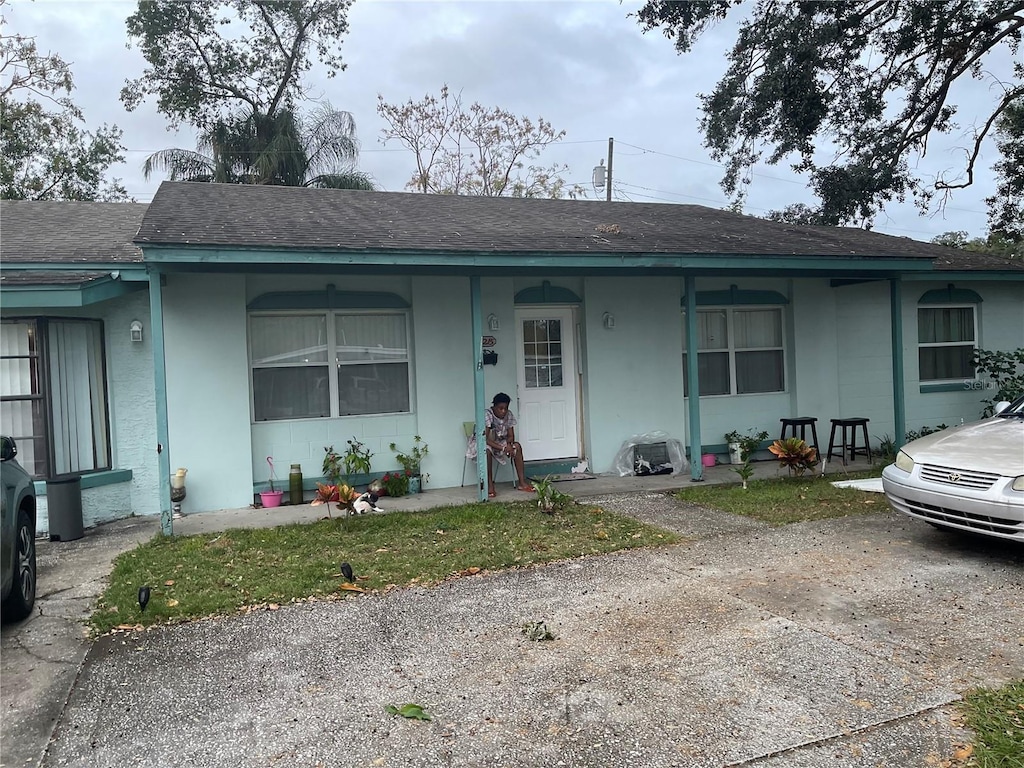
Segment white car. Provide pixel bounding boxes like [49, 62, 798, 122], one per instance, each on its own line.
[882, 396, 1024, 541]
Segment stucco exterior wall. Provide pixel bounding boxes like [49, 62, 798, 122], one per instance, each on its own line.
[833, 282, 898, 444]
[902, 280, 1024, 432]
[164, 274, 253, 511]
[582, 276, 687, 474]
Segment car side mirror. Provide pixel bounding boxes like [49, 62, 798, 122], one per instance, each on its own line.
[994, 401, 1011, 415]
[0, 436, 16, 462]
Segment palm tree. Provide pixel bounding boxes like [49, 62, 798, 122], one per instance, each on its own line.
[142, 103, 375, 190]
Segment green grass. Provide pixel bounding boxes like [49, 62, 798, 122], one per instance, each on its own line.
[961, 681, 1024, 767]
[673, 470, 888, 526]
[91, 501, 680, 634]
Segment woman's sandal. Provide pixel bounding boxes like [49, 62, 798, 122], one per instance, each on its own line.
[488, 488, 497, 498]
[517, 484, 536, 492]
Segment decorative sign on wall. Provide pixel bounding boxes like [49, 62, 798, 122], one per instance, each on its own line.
[482, 336, 497, 347]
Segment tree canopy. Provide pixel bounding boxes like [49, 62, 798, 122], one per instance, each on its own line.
[0, 0, 128, 201]
[142, 103, 374, 190]
[636, 0, 1024, 235]
[122, 0, 353, 130]
[377, 85, 581, 198]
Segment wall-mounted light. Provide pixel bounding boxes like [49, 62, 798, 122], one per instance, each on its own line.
[487, 313, 500, 332]
[129, 320, 144, 343]
[602, 312, 615, 330]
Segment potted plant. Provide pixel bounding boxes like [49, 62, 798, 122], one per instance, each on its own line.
[381, 471, 410, 497]
[389, 436, 429, 493]
[323, 439, 374, 487]
[724, 429, 769, 465]
[259, 456, 284, 508]
[768, 437, 819, 476]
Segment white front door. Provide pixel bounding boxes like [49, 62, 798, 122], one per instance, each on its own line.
[514, 307, 580, 460]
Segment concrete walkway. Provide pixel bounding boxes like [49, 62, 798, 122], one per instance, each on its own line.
[5, 459, 1021, 767]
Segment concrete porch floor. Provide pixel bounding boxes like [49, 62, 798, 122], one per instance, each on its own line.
[173, 455, 883, 536]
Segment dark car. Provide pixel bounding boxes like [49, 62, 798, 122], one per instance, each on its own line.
[1, 436, 37, 621]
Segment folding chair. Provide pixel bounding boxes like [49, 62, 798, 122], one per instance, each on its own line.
[461, 421, 514, 488]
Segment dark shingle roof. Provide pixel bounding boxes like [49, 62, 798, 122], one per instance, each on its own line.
[1, 201, 147, 263]
[133, 182, 1024, 271]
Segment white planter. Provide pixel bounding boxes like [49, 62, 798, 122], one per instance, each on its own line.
[728, 442, 744, 465]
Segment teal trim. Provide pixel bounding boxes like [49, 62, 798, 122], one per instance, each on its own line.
[34, 468, 133, 495]
[684, 276, 703, 482]
[681, 284, 789, 307]
[248, 284, 409, 311]
[471, 276, 487, 501]
[139, 244, 935, 274]
[918, 285, 983, 304]
[920, 381, 976, 393]
[890, 279, 906, 451]
[1, 278, 145, 308]
[149, 269, 173, 536]
[830, 278, 882, 288]
[514, 280, 582, 304]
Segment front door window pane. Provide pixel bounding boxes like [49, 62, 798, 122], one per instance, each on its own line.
[522, 319, 562, 389]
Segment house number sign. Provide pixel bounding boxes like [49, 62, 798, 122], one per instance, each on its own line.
[483, 336, 497, 347]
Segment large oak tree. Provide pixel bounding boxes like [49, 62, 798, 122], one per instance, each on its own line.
[636, 0, 1024, 236]
[122, 0, 353, 130]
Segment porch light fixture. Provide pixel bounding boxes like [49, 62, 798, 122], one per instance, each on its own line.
[602, 312, 615, 330]
[487, 313, 500, 332]
[129, 320, 144, 343]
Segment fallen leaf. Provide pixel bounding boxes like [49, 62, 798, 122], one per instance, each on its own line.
[164, 580, 175, 586]
[952, 744, 974, 760]
[268, 603, 279, 611]
[852, 699, 874, 709]
[166, 598, 179, 608]
[385, 703, 431, 721]
[339, 583, 366, 593]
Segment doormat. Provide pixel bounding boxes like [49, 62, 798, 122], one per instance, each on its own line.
[531, 473, 597, 482]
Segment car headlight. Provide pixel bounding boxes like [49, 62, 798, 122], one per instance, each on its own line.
[1013, 476, 1024, 492]
[894, 451, 915, 473]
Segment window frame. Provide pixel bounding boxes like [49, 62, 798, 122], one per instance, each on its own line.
[0, 316, 112, 480]
[248, 308, 413, 422]
[681, 305, 787, 397]
[917, 303, 978, 383]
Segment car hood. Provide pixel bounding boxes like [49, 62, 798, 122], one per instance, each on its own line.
[902, 417, 1024, 476]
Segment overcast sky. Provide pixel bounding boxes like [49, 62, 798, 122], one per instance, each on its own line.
[7, 0, 1011, 242]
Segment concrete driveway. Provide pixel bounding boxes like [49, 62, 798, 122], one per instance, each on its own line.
[5, 492, 1023, 767]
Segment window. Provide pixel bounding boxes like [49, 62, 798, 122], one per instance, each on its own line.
[250, 311, 411, 421]
[918, 306, 976, 381]
[0, 318, 111, 479]
[682, 307, 785, 396]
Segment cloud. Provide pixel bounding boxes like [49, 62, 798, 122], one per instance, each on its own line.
[6, 0, 1005, 241]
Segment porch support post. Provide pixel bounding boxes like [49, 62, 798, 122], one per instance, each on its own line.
[890, 277, 906, 451]
[684, 275, 703, 481]
[148, 267, 173, 536]
[470, 276, 488, 501]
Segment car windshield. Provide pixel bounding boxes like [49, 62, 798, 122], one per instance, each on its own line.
[996, 395, 1024, 417]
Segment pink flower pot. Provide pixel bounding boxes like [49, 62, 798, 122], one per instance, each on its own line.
[701, 454, 717, 468]
[259, 490, 284, 508]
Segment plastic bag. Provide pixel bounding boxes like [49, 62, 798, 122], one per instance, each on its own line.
[612, 430, 689, 477]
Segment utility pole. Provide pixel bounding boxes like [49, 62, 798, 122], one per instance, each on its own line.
[605, 137, 614, 202]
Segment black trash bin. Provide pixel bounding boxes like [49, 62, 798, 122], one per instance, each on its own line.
[47, 475, 84, 542]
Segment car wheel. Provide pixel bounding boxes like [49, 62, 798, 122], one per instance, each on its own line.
[2, 509, 36, 621]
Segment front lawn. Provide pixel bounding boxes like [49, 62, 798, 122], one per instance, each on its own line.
[91, 500, 680, 634]
[674, 470, 887, 525]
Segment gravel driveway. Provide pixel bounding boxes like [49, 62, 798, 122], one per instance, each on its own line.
[34, 494, 1024, 767]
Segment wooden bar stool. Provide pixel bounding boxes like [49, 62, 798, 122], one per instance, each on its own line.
[826, 418, 872, 465]
[779, 417, 819, 458]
